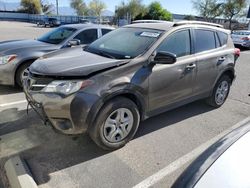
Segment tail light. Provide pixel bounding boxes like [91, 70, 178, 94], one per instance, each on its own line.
[234, 48, 240, 62]
[241, 37, 250, 41]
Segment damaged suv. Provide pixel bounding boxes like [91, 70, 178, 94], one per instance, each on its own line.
[23, 21, 239, 150]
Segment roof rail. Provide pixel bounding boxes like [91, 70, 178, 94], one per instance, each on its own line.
[132, 20, 172, 24]
[174, 21, 224, 28]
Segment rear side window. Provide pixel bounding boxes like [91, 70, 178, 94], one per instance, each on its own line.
[74, 29, 98, 44]
[217, 31, 228, 46]
[194, 30, 216, 53]
[102, 29, 112, 36]
[157, 30, 191, 57]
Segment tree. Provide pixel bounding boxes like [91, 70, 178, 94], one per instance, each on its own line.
[70, 0, 88, 16]
[223, 0, 247, 29]
[192, 0, 224, 21]
[115, 0, 146, 22]
[20, 0, 42, 14]
[144, 1, 172, 21]
[184, 15, 196, 20]
[115, 1, 129, 19]
[89, 0, 106, 18]
[40, 0, 54, 15]
[128, 0, 146, 20]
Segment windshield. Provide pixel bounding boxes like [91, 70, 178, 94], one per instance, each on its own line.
[37, 27, 76, 44]
[86, 27, 163, 59]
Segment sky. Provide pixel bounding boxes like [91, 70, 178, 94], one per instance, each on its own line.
[4, 0, 196, 15]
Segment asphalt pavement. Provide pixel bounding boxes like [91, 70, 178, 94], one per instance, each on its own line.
[0, 21, 249, 188]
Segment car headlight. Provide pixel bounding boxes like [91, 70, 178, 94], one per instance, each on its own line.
[0, 54, 17, 65]
[42, 80, 93, 95]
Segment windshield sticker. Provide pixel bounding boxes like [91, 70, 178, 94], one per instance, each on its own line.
[140, 32, 160, 38]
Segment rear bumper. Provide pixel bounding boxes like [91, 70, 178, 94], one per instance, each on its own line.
[23, 78, 99, 135]
[234, 41, 250, 48]
[0, 62, 15, 86]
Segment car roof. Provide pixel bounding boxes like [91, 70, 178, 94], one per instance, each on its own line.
[62, 24, 115, 30]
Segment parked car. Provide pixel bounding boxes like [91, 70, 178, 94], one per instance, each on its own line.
[231, 30, 250, 49]
[0, 24, 114, 87]
[23, 21, 240, 150]
[172, 119, 250, 188]
[79, 19, 92, 24]
[37, 18, 61, 27]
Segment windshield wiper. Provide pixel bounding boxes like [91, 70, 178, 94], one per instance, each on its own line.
[84, 46, 117, 59]
[98, 50, 116, 59]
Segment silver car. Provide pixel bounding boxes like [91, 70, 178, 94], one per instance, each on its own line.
[0, 24, 114, 87]
[231, 30, 250, 49]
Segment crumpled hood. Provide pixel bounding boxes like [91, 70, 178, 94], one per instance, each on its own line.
[29, 47, 129, 77]
[0, 39, 53, 54]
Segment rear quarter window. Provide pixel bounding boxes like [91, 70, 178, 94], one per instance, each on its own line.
[217, 31, 228, 46]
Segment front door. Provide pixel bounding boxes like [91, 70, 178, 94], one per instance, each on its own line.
[148, 29, 197, 112]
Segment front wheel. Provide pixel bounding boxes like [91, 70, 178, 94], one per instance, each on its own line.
[206, 75, 231, 108]
[88, 97, 140, 150]
[16, 62, 32, 88]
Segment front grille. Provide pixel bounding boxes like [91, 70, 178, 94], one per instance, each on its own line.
[27, 73, 54, 92]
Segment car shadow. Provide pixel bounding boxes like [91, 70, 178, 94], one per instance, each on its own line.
[0, 100, 214, 186]
[0, 85, 22, 95]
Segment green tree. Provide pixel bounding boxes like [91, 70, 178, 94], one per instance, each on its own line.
[184, 15, 196, 20]
[144, 1, 172, 21]
[40, 0, 54, 15]
[192, 0, 224, 21]
[20, 0, 42, 14]
[89, 0, 106, 18]
[115, 1, 129, 19]
[223, 0, 247, 29]
[128, 0, 146, 20]
[115, 0, 146, 22]
[70, 0, 88, 16]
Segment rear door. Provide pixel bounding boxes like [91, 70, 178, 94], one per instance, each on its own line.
[192, 29, 229, 96]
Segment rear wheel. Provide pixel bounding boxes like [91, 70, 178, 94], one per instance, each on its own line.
[206, 75, 231, 108]
[88, 97, 140, 150]
[16, 62, 32, 88]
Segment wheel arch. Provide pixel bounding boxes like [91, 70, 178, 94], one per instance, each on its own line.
[14, 58, 38, 85]
[214, 68, 235, 87]
[86, 89, 147, 131]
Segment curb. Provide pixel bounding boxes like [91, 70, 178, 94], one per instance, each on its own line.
[4, 155, 37, 188]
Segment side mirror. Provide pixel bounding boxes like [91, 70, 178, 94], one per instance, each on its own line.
[153, 51, 177, 64]
[67, 39, 81, 47]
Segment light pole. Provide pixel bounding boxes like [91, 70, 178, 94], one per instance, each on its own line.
[56, 0, 59, 15]
[2, 0, 6, 11]
[247, 6, 250, 30]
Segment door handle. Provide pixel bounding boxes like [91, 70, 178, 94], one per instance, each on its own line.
[185, 63, 196, 70]
[217, 56, 226, 66]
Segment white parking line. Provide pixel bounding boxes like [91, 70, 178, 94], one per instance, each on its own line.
[0, 100, 27, 107]
[133, 117, 250, 188]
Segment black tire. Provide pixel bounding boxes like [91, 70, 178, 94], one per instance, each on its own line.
[206, 75, 232, 108]
[16, 62, 32, 88]
[88, 97, 140, 150]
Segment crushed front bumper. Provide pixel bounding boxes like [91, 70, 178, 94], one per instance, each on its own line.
[23, 78, 95, 135]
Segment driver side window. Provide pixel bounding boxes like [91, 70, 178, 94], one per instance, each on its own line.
[157, 30, 191, 58]
[74, 29, 98, 44]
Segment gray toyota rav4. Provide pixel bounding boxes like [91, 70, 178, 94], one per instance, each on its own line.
[24, 21, 240, 150]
